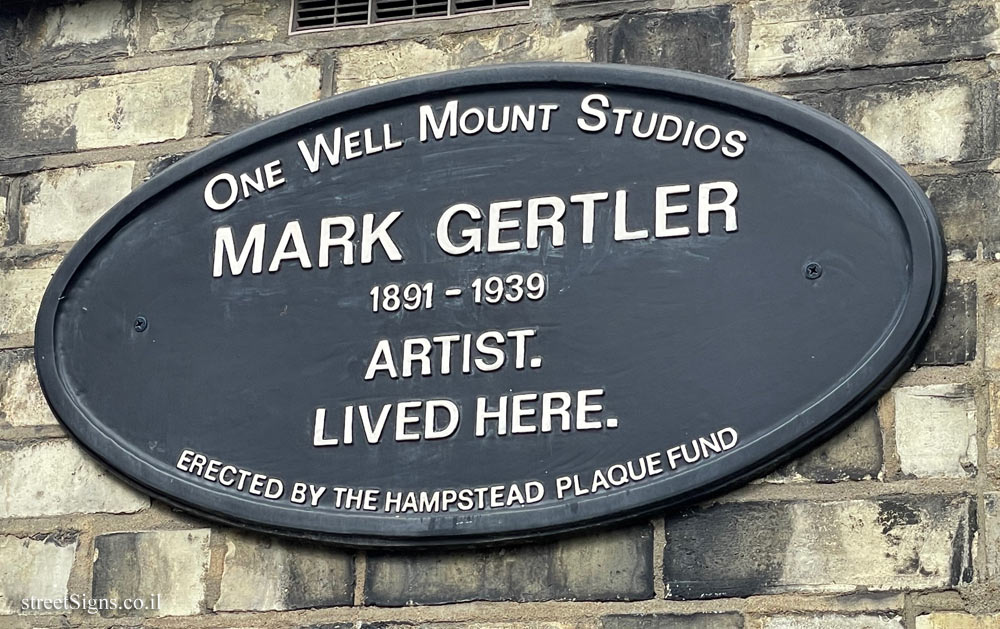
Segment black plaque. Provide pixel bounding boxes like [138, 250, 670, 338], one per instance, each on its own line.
[35, 64, 944, 546]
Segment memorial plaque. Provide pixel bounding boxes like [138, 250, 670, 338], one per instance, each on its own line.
[35, 64, 945, 546]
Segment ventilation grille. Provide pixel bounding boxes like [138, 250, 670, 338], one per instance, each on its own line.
[292, 0, 529, 31]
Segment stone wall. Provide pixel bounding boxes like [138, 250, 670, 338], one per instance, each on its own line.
[1, 0, 999, 627]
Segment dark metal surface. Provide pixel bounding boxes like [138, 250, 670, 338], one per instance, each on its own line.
[34, 64, 945, 547]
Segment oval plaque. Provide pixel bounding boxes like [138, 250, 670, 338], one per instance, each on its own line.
[35, 64, 944, 546]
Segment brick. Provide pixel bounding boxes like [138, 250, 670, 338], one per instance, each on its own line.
[0, 440, 148, 518]
[215, 531, 354, 611]
[0, 260, 60, 348]
[335, 24, 592, 93]
[769, 410, 882, 482]
[0, 534, 77, 615]
[986, 493, 1000, 579]
[93, 529, 211, 617]
[591, 8, 734, 78]
[919, 172, 1000, 262]
[759, 615, 903, 629]
[0, 349, 58, 428]
[798, 79, 974, 165]
[602, 613, 743, 629]
[894, 384, 977, 478]
[366, 524, 652, 605]
[144, 0, 285, 51]
[0, 66, 197, 159]
[745, 0, 1000, 78]
[209, 53, 322, 134]
[917, 613, 1000, 628]
[663, 495, 974, 599]
[20, 162, 134, 246]
[916, 280, 976, 365]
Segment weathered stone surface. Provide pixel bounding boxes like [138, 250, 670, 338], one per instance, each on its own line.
[768, 410, 882, 482]
[917, 613, 1000, 628]
[0, 440, 148, 518]
[663, 495, 974, 599]
[0, 0, 135, 72]
[798, 79, 973, 165]
[916, 280, 976, 364]
[746, 0, 1000, 78]
[989, 385, 1000, 477]
[602, 613, 743, 628]
[93, 529, 211, 617]
[368, 620, 590, 629]
[215, 531, 354, 611]
[894, 384, 977, 478]
[0, 260, 60, 348]
[144, 0, 285, 51]
[0, 178, 9, 246]
[335, 24, 592, 93]
[759, 615, 903, 629]
[918, 172, 1000, 261]
[591, 8, 734, 78]
[0, 66, 197, 159]
[209, 53, 322, 134]
[0, 349, 58, 428]
[367, 524, 652, 605]
[986, 493, 1000, 579]
[0, 534, 77, 615]
[20, 162, 134, 245]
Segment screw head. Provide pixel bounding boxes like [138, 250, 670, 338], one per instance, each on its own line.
[804, 262, 823, 280]
[133, 316, 148, 333]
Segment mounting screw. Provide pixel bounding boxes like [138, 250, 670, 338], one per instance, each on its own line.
[804, 262, 823, 280]
[133, 316, 148, 333]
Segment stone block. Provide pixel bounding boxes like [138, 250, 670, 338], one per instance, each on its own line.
[144, 0, 285, 51]
[20, 162, 134, 245]
[602, 613, 744, 628]
[368, 620, 591, 629]
[893, 384, 977, 478]
[0, 260, 60, 348]
[209, 53, 322, 134]
[758, 615, 903, 628]
[916, 279, 976, 365]
[986, 493, 1000, 579]
[591, 8, 734, 78]
[0, 349, 58, 428]
[746, 0, 1000, 78]
[0, 440, 148, 518]
[335, 24, 592, 93]
[663, 495, 975, 599]
[0, 534, 77, 615]
[0, 66, 197, 159]
[93, 529, 211, 617]
[215, 531, 354, 611]
[918, 172, 1000, 262]
[917, 613, 1000, 628]
[366, 524, 652, 605]
[769, 410, 882, 482]
[0, 0, 135, 71]
[0, 178, 9, 246]
[147, 152, 191, 179]
[989, 385, 1000, 477]
[798, 79, 973, 165]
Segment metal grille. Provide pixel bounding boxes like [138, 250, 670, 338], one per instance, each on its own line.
[291, 0, 529, 31]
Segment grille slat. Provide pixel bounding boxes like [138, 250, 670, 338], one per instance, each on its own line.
[292, 0, 529, 32]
